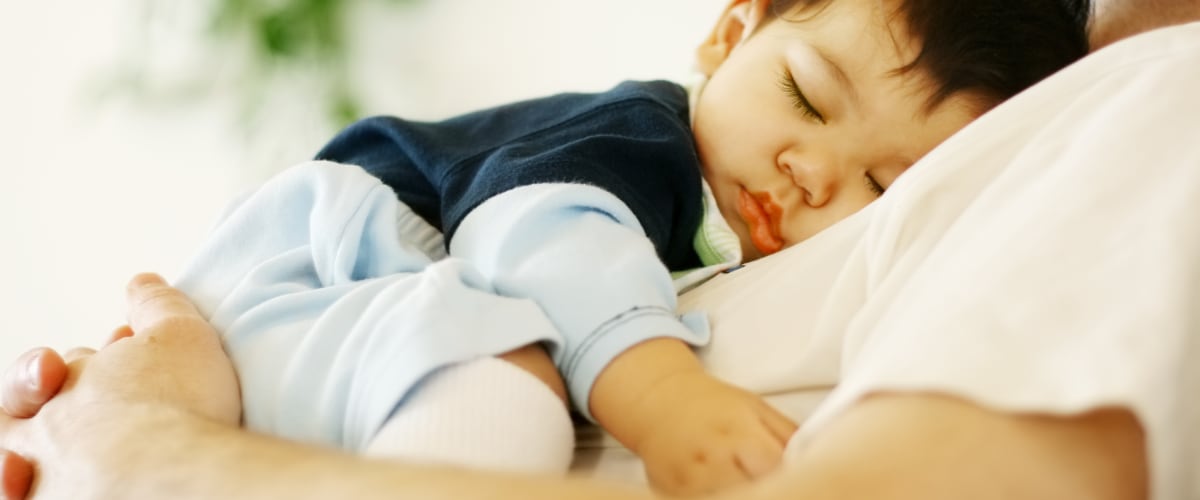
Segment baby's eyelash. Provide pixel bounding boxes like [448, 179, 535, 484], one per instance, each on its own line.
[777, 69, 826, 124]
[864, 174, 885, 196]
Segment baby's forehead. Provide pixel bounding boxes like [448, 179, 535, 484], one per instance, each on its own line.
[770, 0, 923, 66]
[778, 1, 994, 116]
[771, 7, 944, 98]
[771, 0, 917, 40]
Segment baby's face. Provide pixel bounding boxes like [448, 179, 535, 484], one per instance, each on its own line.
[693, 0, 981, 260]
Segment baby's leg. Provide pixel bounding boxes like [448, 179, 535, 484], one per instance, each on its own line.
[495, 343, 568, 404]
[363, 344, 574, 474]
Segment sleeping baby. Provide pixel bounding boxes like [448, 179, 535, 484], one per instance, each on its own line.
[172, 0, 1088, 495]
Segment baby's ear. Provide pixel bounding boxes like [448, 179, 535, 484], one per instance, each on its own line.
[695, 0, 771, 76]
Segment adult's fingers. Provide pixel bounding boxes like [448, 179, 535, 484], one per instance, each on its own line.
[124, 273, 206, 335]
[0, 450, 33, 500]
[62, 347, 96, 364]
[106, 325, 134, 345]
[0, 349, 67, 419]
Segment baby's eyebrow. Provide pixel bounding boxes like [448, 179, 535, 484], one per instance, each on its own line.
[814, 45, 860, 108]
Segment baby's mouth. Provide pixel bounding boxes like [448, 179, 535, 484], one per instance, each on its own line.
[737, 190, 784, 255]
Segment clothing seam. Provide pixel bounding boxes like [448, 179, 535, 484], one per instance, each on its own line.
[562, 305, 677, 386]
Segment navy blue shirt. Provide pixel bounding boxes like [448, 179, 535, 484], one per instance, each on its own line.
[315, 80, 704, 271]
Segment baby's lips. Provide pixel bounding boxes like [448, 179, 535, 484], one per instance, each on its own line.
[738, 190, 784, 255]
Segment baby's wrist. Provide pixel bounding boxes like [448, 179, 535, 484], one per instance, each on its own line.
[623, 371, 725, 450]
[589, 338, 707, 448]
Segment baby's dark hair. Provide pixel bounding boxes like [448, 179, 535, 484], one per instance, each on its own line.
[764, 0, 1092, 111]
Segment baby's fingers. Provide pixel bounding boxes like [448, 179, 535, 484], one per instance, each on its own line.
[646, 448, 750, 496]
[733, 431, 787, 478]
[757, 401, 799, 444]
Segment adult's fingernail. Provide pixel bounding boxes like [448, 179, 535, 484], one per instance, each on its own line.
[21, 354, 40, 392]
[130, 272, 166, 288]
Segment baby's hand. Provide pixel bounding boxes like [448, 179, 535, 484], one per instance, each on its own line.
[633, 372, 797, 496]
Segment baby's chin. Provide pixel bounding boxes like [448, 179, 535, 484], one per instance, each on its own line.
[737, 235, 766, 262]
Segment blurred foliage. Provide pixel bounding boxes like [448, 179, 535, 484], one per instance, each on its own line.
[103, 0, 421, 130]
[206, 0, 421, 126]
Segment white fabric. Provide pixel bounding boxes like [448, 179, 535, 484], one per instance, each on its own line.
[365, 357, 575, 474]
[574, 23, 1200, 499]
[786, 23, 1200, 500]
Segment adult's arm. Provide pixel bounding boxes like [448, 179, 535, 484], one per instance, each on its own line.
[0, 287, 1145, 500]
[762, 395, 1145, 500]
[0, 321, 1143, 500]
[0, 278, 1144, 500]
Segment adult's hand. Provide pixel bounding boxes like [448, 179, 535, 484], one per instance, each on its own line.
[0, 273, 241, 499]
[0, 348, 68, 500]
[0, 330, 122, 419]
[0, 314, 142, 499]
[0, 348, 68, 421]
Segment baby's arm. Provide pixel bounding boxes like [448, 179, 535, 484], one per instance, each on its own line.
[590, 337, 797, 496]
[451, 183, 796, 495]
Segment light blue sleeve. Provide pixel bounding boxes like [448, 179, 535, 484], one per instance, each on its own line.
[450, 183, 711, 420]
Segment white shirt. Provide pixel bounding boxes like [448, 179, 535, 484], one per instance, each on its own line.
[784, 22, 1200, 500]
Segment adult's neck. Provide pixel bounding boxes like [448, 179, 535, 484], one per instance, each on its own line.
[1089, 0, 1200, 50]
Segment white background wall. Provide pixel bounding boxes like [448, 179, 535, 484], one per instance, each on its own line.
[0, 0, 726, 363]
